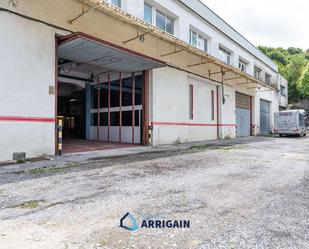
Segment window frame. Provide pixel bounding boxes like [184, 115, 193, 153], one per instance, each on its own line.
[280, 85, 286, 97]
[265, 73, 271, 85]
[144, 2, 153, 24]
[239, 59, 248, 73]
[144, 3, 174, 34]
[219, 46, 232, 65]
[190, 29, 208, 52]
[254, 66, 262, 80]
[108, 0, 121, 8]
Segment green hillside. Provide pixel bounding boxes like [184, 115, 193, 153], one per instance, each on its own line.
[258, 46, 309, 103]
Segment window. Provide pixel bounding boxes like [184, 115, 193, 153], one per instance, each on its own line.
[189, 84, 194, 120]
[190, 29, 208, 52]
[190, 30, 197, 47]
[254, 66, 262, 80]
[265, 73, 271, 84]
[122, 110, 140, 126]
[144, 3, 174, 34]
[122, 77, 133, 107]
[280, 85, 286, 97]
[156, 10, 174, 34]
[108, 0, 121, 7]
[144, 3, 153, 24]
[219, 47, 232, 65]
[156, 10, 165, 30]
[100, 113, 108, 126]
[211, 90, 215, 121]
[165, 16, 174, 34]
[110, 112, 120, 126]
[239, 59, 248, 73]
[92, 113, 98, 126]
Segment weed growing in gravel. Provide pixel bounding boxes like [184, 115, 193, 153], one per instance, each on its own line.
[16, 159, 26, 164]
[27, 162, 79, 175]
[14, 200, 42, 209]
[190, 144, 212, 150]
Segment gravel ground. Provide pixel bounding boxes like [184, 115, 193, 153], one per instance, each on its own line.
[0, 136, 308, 249]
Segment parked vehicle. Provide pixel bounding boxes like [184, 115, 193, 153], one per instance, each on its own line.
[274, 110, 307, 136]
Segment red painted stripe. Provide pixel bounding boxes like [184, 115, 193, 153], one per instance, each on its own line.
[0, 116, 55, 123]
[151, 121, 237, 127]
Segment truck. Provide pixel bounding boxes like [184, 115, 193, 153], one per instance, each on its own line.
[274, 110, 307, 136]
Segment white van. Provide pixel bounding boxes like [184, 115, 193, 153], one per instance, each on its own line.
[274, 110, 307, 136]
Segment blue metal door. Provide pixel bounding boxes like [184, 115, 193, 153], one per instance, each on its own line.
[236, 92, 251, 137]
[236, 108, 251, 137]
[260, 100, 270, 135]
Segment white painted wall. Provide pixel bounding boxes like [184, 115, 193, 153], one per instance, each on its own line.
[149, 65, 281, 144]
[219, 85, 236, 139]
[126, 0, 279, 83]
[0, 13, 63, 161]
[150, 67, 219, 145]
[0, 0, 289, 162]
[124, 0, 286, 122]
[255, 90, 279, 134]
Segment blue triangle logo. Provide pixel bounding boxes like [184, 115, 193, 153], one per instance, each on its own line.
[120, 212, 139, 231]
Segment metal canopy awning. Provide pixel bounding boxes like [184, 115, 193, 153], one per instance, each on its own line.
[58, 33, 166, 72]
[69, 0, 276, 91]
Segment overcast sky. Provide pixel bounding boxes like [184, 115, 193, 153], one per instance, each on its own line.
[201, 0, 309, 50]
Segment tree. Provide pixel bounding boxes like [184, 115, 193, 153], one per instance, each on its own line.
[258, 46, 309, 103]
[269, 50, 288, 65]
[297, 63, 309, 98]
[287, 47, 303, 55]
[286, 55, 307, 102]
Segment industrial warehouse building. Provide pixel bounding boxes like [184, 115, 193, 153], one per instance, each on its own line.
[0, 0, 288, 161]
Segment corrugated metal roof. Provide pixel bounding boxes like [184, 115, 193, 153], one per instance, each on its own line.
[58, 36, 165, 72]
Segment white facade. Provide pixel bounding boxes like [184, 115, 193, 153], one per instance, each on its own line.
[0, 12, 61, 161]
[124, 0, 279, 82]
[150, 67, 218, 145]
[124, 0, 288, 144]
[0, 0, 288, 161]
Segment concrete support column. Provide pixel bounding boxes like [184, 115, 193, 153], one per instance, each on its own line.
[216, 85, 223, 139]
[85, 83, 91, 140]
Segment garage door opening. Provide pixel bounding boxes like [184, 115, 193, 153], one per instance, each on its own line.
[260, 99, 270, 135]
[236, 92, 252, 137]
[56, 33, 164, 154]
[58, 82, 85, 140]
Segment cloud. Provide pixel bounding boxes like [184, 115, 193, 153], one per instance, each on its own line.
[201, 0, 309, 50]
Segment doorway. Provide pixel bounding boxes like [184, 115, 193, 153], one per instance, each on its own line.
[55, 33, 164, 154]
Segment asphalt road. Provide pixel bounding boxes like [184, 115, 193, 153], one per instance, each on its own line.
[0, 136, 308, 249]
